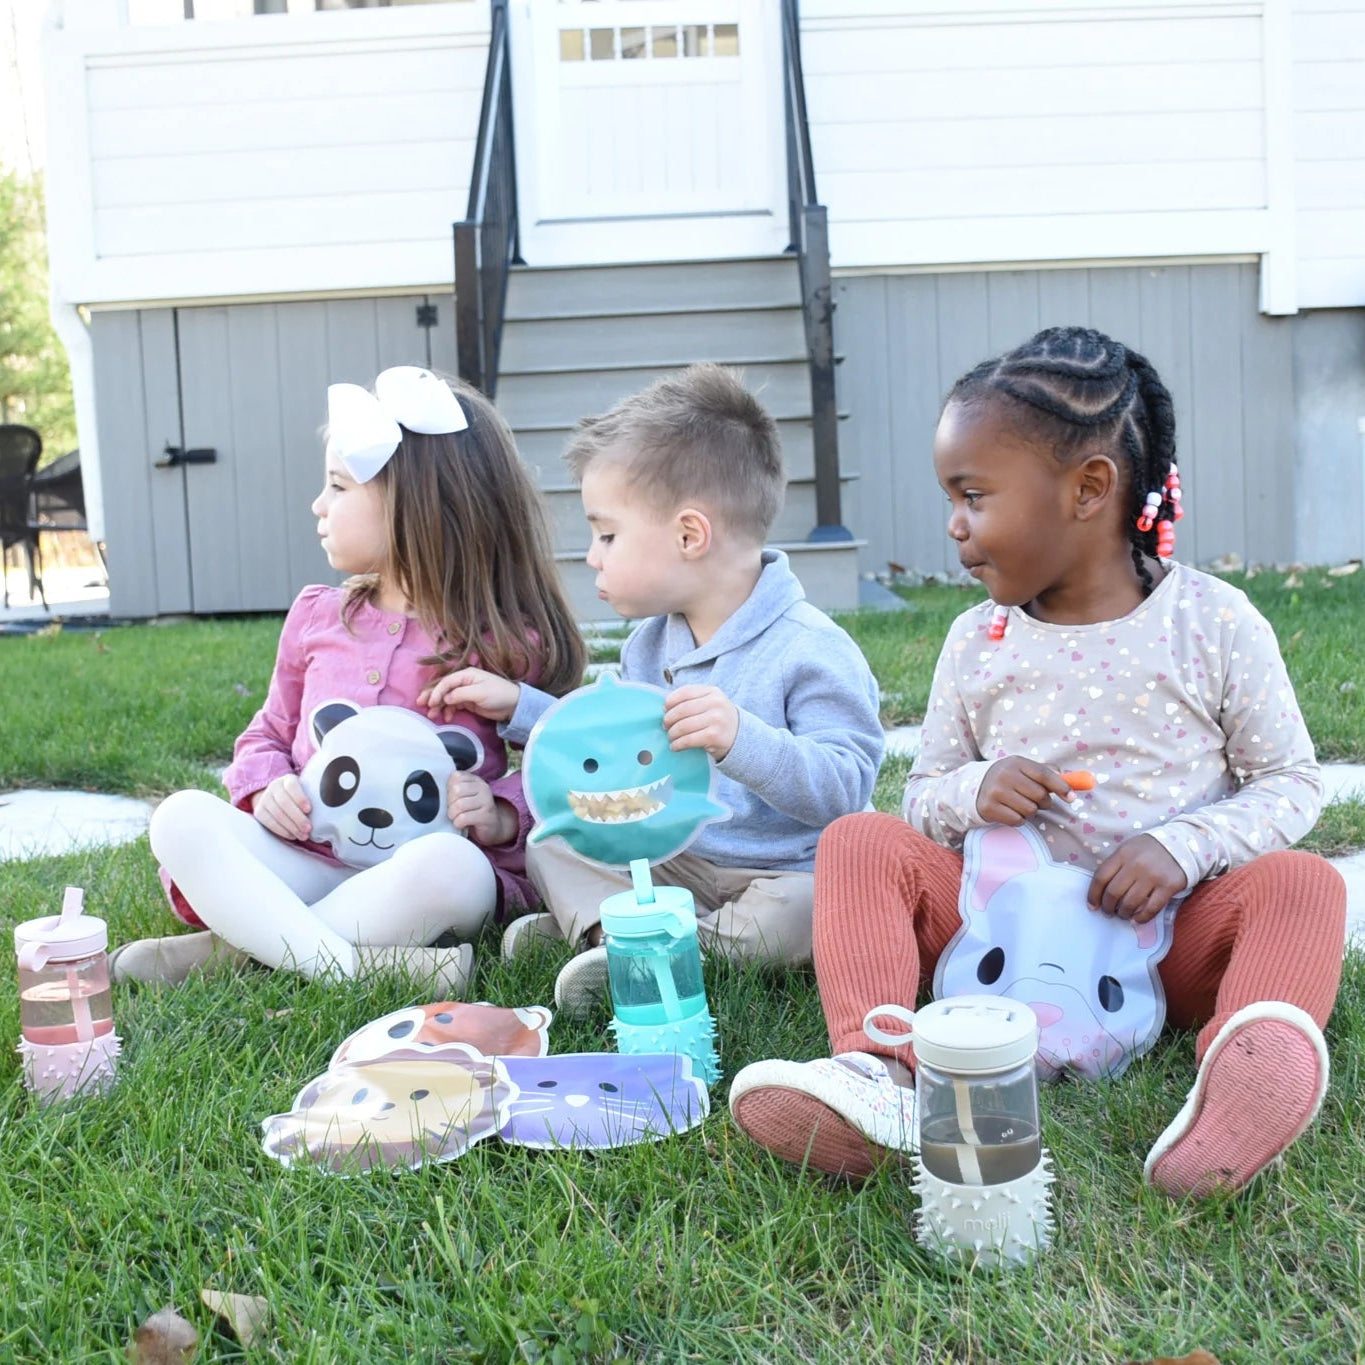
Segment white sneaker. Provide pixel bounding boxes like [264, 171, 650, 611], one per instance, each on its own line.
[728, 1052, 919, 1180]
[356, 943, 475, 999]
[553, 945, 610, 1017]
[500, 911, 566, 962]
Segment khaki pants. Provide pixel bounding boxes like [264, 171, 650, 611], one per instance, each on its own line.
[525, 837, 814, 965]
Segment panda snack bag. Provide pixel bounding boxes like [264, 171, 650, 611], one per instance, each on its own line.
[299, 701, 484, 869]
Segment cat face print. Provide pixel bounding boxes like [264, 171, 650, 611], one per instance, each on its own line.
[934, 823, 1177, 1081]
[498, 1051, 710, 1149]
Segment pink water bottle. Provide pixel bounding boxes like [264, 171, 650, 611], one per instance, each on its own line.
[14, 887, 121, 1102]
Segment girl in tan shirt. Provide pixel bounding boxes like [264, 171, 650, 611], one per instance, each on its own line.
[730, 326, 1346, 1200]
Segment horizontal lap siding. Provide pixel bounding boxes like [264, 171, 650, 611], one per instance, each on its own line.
[72, 16, 487, 301]
[835, 263, 1300, 578]
[1293, 4, 1365, 307]
[800, 6, 1268, 270]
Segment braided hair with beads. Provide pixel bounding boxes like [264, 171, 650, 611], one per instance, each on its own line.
[947, 326, 1181, 596]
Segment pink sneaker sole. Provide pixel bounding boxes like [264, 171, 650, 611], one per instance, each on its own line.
[1144, 1002, 1328, 1199]
[730, 1085, 886, 1181]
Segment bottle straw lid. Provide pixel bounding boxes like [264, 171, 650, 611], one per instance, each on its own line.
[601, 861, 697, 939]
[911, 995, 1039, 1074]
[14, 887, 108, 970]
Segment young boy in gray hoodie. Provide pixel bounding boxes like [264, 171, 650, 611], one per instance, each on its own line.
[420, 364, 884, 1012]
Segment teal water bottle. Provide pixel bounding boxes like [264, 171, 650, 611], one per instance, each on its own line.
[601, 860, 720, 1084]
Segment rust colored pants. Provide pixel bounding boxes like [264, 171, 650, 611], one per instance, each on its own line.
[813, 813, 1347, 1067]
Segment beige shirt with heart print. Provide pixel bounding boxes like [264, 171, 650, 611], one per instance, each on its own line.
[901, 562, 1322, 892]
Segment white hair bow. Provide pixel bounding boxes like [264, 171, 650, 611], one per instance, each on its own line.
[326, 366, 469, 483]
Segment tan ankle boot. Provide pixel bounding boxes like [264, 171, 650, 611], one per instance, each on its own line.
[355, 942, 474, 998]
[109, 930, 250, 986]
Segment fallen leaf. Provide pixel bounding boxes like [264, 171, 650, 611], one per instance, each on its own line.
[129, 1307, 198, 1364]
[1327, 561, 1360, 577]
[1122, 1353, 1221, 1365]
[1287, 629, 1305, 648]
[200, 1290, 270, 1347]
[32, 622, 62, 637]
[1282, 572, 1302, 589]
[264, 1007, 293, 1020]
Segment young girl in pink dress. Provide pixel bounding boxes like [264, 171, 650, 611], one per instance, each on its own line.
[113, 367, 584, 994]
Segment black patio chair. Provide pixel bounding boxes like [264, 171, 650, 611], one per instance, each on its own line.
[0, 424, 44, 609]
[28, 448, 105, 582]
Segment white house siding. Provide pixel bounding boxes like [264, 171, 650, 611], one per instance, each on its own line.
[43, 0, 490, 305]
[799, 1, 1273, 275]
[1293, 1, 1365, 308]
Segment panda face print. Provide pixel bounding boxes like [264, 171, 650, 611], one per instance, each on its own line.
[299, 701, 484, 869]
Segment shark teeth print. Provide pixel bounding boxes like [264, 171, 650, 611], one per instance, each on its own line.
[567, 775, 671, 824]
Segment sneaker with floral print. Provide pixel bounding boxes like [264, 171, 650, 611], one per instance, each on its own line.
[728, 1051, 918, 1180]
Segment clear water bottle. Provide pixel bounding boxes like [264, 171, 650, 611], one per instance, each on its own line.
[601, 860, 719, 1084]
[914, 996, 1042, 1185]
[912, 995, 1052, 1266]
[14, 887, 120, 1102]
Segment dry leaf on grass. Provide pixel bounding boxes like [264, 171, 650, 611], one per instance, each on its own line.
[200, 1289, 270, 1347]
[1122, 1352, 1221, 1365]
[1327, 561, 1361, 577]
[128, 1307, 198, 1364]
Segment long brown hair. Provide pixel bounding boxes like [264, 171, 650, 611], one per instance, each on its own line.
[342, 375, 585, 696]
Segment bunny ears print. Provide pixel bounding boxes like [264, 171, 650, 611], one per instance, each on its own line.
[327, 366, 469, 483]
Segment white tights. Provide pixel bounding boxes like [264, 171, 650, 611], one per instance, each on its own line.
[149, 789, 497, 981]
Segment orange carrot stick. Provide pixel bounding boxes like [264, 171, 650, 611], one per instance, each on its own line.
[1060, 769, 1095, 791]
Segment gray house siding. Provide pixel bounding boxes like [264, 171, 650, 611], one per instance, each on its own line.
[1292, 310, 1365, 569]
[90, 266, 1359, 619]
[92, 294, 454, 618]
[834, 261, 1317, 580]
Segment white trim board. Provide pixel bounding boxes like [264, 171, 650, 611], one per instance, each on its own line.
[832, 253, 1261, 277]
[827, 209, 1273, 272]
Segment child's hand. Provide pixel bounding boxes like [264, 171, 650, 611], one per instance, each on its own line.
[663, 685, 739, 762]
[419, 667, 520, 723]
[975, 757, 1073, 825]
[1088, 834, 1186, 922]
[447, 771, 518, 847]
[252, 774, 312, 842]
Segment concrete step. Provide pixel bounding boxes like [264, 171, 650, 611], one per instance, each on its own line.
[516, 416, 829, 482]
[556, 538, 865, 620]
[498, 359, 813, 430]
[542, 474, 861, 552]
[505, 256, 801, 319]
[499, 306, 809, 372]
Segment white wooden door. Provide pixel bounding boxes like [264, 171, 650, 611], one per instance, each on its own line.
[510, 0, 788, 265]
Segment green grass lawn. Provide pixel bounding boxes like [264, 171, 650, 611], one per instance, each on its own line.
[0, 570, 1362, 1363]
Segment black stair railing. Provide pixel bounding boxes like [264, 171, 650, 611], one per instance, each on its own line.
[781, 0, 848, 540]
[454, 0, 519, 398]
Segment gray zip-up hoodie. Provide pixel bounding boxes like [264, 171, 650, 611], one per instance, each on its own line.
[504, 550, 884, 871]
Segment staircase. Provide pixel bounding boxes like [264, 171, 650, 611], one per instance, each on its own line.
[495, 256, 861, 621]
